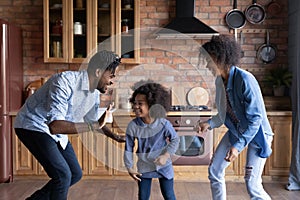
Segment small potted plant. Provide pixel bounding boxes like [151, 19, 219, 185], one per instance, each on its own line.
[264, 67, 292, 96]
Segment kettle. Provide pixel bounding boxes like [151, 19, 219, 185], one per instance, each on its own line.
[26, 87, 36, 98]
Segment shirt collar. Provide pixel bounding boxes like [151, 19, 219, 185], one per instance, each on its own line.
[136, 117, 160, 128]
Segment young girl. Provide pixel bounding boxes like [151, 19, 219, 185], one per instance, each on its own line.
[123, 81, 179, 200]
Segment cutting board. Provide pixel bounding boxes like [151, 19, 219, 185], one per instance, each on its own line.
[187, 87, 209, 106]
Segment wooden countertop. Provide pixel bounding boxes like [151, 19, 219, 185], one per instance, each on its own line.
[9, 109, 292, 117]
[113, 109, 292, 117]
[113, 109, 215, 117]
[9, 111, 19, 116]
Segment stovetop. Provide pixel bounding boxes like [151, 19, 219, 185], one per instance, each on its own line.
[169, 105, 210, 111]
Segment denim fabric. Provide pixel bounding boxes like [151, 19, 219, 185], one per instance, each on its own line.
[209, 132, 272, 200]
[209, 67, 273, 158]
[15, 128, 82, 200]
[138, 177, 176, 200]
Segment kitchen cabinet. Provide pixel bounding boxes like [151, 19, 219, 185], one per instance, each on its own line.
[12, 116, 39, 176]
[264, 114, 292, 177]
[213, 125, 244, 178]
[111, 114, 134, 176]
[87, 132, 113, 176]
[43, 0, 140, 63]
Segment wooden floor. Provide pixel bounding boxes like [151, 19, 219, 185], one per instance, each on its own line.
[1, 178, 300, 200]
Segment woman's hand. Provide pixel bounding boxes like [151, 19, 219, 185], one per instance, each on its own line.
[154, 152, 170, 166]
[225, 147, 239, 162]
[194, 121, 211, 133]
[127, 168, 142, 182]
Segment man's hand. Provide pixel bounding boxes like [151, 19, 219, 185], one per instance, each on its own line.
[127, 168, 142, 183]
[99, 126, 126, 143]
[225, 147, 239, 162]
[154, 152, 170, 166]
[114, 134, 126, 143]
[98, 104, 113, 129]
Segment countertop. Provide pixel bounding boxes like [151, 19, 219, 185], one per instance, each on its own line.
[9, 109, 292, 117]
[113, 109, 292, 117]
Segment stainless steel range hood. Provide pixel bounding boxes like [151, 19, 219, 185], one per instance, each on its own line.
[155, 0, 219, 39]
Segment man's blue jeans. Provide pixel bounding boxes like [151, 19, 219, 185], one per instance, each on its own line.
[15, 128, 82, 200]
[138, 177, 176, 200]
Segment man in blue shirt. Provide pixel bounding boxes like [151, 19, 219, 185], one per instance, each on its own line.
[14, 50, 124, 200]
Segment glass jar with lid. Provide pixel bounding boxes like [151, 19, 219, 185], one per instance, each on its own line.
[74, 22, 83, 35]
[121, 19, 129, 33]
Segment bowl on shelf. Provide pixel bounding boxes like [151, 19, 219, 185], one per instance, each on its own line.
[101, 3, 110, 8]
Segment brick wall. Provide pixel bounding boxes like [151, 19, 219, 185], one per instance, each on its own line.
[0, 0, 289, 105]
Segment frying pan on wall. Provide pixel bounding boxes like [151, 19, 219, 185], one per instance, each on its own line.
[245, 0, 266, 24]
[226, 0, 246, 30]
[267, 0, 282, 17]
[257, 30, 277, 64]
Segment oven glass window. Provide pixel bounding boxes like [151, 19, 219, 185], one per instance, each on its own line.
[175, 136, 204, 156]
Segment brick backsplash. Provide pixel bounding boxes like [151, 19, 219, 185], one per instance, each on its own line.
[0, 0, 289, 105]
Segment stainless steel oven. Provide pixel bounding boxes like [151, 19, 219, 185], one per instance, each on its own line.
[167, 106, 213, 165]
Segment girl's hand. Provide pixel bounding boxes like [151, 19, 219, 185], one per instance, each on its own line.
[127, 168, 142, 182]
[154, 152, 170, 166]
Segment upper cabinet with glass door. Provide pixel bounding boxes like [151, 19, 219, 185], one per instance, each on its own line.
[70, 0, 89, 63]
[91, 0, 115, 56]
[44, 0, 140, 64]
[116, 0, 140, 64]
[44, 0, 67, 62]
[44, 0, 90, 63]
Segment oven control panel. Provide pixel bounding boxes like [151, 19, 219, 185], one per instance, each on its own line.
[167, 116, 210, 127]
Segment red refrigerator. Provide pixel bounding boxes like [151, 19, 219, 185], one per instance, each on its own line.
[0, 19, 23, 183]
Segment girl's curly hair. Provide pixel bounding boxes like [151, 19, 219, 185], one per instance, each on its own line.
[129, 80, 171, 118]
[200, 34, 242, 71]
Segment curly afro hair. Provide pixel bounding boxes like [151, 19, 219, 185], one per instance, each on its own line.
[129, 80, 171, 118]
[200, 34, 242, 71]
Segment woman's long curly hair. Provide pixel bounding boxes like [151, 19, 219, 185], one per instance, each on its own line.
[200, 34, 242, 71]
[129, 80, 171, 118]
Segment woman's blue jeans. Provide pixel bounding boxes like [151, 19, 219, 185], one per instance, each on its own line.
[15, 128, 82, 200]
[138, 177, 176, 200]
[208, 132, 272, 200]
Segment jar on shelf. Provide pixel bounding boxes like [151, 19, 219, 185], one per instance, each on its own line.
[121, 19, 129, 33]
[52, 19, 62, 35]
[123, 0, 132, 9]
[74, 22, 83, 35]
[52, 41, 62, 57]
[76, 0, 83, 8]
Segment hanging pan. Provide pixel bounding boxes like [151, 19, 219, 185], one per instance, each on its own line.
[245, 0, 266, 24]
[267, 0, 282, 17]
[257, 30, 277, 64]
[225, 0, 246, 30]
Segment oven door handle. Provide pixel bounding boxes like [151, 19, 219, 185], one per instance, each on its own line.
[174, 127, 195, 132]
